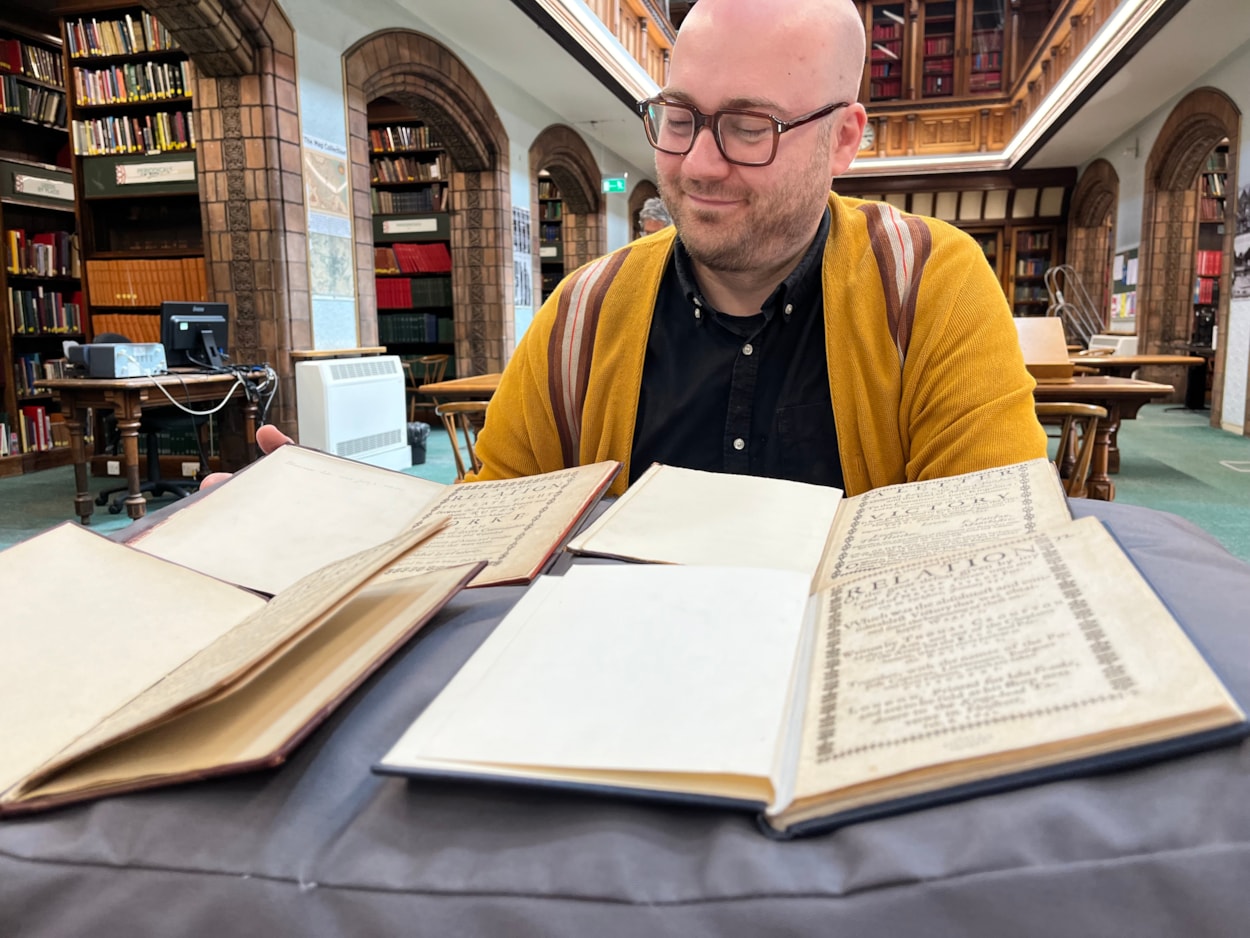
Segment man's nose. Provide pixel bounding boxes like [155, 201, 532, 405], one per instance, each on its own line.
[681, 124, 732, 178]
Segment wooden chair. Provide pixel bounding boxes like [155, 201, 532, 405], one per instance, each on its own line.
[435, 400, 489, 480]
[1035, 402, 1107, 498]
[403, 354, 451, 422]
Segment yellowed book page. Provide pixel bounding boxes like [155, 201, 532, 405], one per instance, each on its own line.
[814, 458, 1070, 584]
[379, 564, 811, 787]
[23, 563, 480, 804]
[0, 524, 265, 801]
[127, 445, 446, 595]
[786, 518, 1242, 820]
[374, 461, 619, 587]
[566, 464, 844, 576]
[20, 518, 446, 795]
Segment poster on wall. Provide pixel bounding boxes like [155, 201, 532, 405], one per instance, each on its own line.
[1108, 246, 1138, 336]
[302, 134, 357, 350]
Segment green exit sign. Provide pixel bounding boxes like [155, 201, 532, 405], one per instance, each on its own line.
[601, 176, 627, 194]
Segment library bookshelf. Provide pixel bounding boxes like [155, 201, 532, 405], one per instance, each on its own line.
[538, 173, 563, 302]
[368, 96, 457, 394]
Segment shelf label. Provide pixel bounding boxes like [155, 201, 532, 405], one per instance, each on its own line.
[114, 160, 196, 186]
[539, 246, 558, 258]
[13, 174, 74, 202]
[381, 217, 439, 235]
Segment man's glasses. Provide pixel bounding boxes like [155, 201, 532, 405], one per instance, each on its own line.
[636, 97, 849, 167]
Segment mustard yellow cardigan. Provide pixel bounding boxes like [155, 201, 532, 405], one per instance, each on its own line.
[469, 194, 1047, 497]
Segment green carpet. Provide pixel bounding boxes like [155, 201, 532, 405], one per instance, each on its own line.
[2, 406, 1248, 561]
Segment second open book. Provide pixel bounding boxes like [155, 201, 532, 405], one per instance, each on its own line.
[378, 459, 1248, 837]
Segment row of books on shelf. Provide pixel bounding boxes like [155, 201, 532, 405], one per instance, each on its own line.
[971, 51, 1002, 69]
[370, 186, 446, 215]
[923, 59, 954, 75]
[869, 64, 901, 79]
[376, 276, 453, 310]
[71, 109, 195, 155]
[971, 30, 1003, 53]
[537, 180, 561, 200]
[1015, 257, 1048, 277]
[540, 221, 562, 242]
[65, 13, 178, 58]
[1196, 249, 1223, 277]
[84, 257, 207, 308]
[871, 42, 901, 63]
[1016, 230, 1051, 251]
[1200, 197, 1225, 222]
[0, 76, 65, 126]
[91, 312, 160, 343]
[871, 20, 903, 41]
[541, 202, 563, 221]
[1201, 173, 1226, 199]
[5, 229, 80, 278]
[1014, 285, 1047, 302]
[378, 311, 453, 345]
[73, 61, 191, 106]
[12, 352, 68, 396]
[371, 155, 447, 184]
[1194, 277, 1220, 305]
[969, 72, 1002, 92]
[7, 287, 84, 335]
[374, 243, 452, 275]
[923, 76, 952, 95]
[923, 37, 954, 56]
[0, 404, 67, 456]
[0, 38, 65, 87]
[369, 125, 440, 152]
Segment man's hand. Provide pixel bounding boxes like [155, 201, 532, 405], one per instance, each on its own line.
[200, 424, 294, 489]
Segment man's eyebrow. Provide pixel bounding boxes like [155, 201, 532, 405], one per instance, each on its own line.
[659, 89, 784, 112]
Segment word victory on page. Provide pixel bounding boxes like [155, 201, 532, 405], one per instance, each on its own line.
[0, 521, 481, 816]
[378, 517, 1246, 838]
[123, 444, 619, 593]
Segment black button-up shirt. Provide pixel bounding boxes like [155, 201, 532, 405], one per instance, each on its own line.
[630, 209, 842, 489]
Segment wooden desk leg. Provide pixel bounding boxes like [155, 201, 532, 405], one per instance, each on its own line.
[1086, 421, 1116, 501]
[1107, 420, 1122, 474]
[66, 405, 94, 525]
[116, 417, 147, 520]
[243, 398, 259, 462]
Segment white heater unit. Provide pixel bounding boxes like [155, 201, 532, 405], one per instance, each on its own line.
[295, 356, 410, 470]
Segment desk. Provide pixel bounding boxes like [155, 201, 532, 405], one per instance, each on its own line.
[418, 371, 501, 402]
[36, 373, 258, 523]
[1069, 353, 1205, 379]
[2, 499, 1249, 937]
[1034, 375, 1172, 500]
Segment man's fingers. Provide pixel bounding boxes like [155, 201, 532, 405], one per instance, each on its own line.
[199, 471, 232, 490]
[256, 424, 294, 454]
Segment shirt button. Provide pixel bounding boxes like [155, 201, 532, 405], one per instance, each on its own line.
[742, 343, 753, 356]
[784, 303, 794, 316]
[733, 438, 746, 451]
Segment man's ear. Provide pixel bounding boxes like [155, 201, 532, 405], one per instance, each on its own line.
[829, 103, 867, 177]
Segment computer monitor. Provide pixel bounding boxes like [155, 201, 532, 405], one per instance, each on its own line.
[160, 301, 230, 369]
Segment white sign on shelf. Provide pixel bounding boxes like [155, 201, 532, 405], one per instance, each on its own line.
[114, 160, 196, 186]
[539, 245, 558, 258]
[13, 174, 74, 201]
[381, 217, 439, 235]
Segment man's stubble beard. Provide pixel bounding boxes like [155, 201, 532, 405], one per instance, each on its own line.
[660, 128, 834, 275]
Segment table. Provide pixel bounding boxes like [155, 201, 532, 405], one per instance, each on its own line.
[36, 373, 258, 523]
[2, 499, 1249, 937]
[418, 371, 502, 402]
[1033, 375, 1173, 500]
[1070, 352, 1205, 379]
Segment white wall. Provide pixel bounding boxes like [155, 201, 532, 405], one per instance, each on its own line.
[276, 0, 655, 348]
[1086, 37, 1250, 433]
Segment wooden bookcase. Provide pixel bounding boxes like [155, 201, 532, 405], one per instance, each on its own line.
[1192, 143, 1227, 350]
[538, 174, 564, 301]
[1009, 226, 1057, 317]
[62, 6, 206, 345]
[0, 17, 77, 475]
[859, 0, 1009, 103]
[368, 97, 456, 381]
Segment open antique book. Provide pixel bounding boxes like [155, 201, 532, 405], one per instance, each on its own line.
[568, 458, 1074, 586]
[0, 521, 482, 816]
[123, 444, 620, 592]
[377, 517, 1247, 837]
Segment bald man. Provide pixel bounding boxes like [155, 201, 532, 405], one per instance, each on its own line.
[469, 0, 1045, 496]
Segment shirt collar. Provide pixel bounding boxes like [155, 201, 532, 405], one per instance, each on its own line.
[671, 207, 830, 323]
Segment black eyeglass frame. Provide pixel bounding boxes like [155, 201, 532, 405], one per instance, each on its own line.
[636, 97, 851, 167]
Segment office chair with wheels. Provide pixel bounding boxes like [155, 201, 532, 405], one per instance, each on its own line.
[92, 334, 211, 513]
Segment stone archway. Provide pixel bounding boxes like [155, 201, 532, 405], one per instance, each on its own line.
[144, 0, 308, 436]
[1067, 159, 1118, 331]
[629, 180, 660, 239]
[530, 125, 605, 290]
[1139, 87, 1241, 421]
[345, 30, 513, 373]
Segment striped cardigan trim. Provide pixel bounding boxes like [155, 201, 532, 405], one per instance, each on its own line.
[857, 202, 933, 364]
[547, 248, 631, 466]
